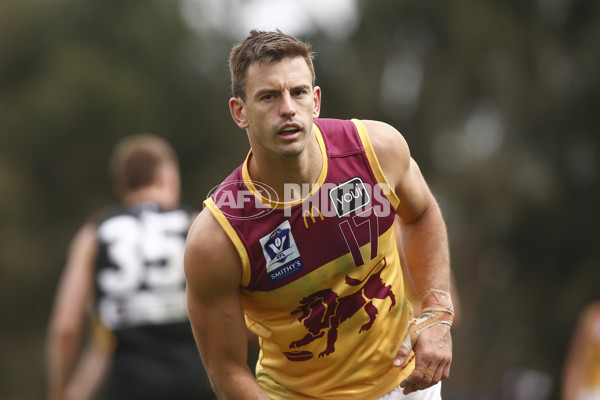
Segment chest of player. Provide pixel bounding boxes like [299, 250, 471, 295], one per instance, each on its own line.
[234, 172, 396, 292]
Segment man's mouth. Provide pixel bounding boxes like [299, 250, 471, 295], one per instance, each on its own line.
[279, 126, 301, 136]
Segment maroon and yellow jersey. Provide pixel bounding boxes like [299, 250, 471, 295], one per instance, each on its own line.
[205, 118, 414, 399]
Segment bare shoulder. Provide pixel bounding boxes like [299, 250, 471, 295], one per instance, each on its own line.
[50, 223, 98, 327]
[186, 207, 225, 253]
[66, 222, 98, 267]
[71, 222, 98, 249]
[184, 208, 242, 300]
[185, 207, 240, 272]
[581, 301, 600, 327]
[361, 119, 411, 186]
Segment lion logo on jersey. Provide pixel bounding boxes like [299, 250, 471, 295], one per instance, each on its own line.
[283, 257, 395, 361]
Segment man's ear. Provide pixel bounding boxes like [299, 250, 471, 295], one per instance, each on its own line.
[229, 97, 249, 129]
[312, 86, 322, 119]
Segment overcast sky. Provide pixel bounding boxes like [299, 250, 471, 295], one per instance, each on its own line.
[181, 0, 359, 40]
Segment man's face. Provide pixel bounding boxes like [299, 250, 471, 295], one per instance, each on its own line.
[230, 56, 321, 159]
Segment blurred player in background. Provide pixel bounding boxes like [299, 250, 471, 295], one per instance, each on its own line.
[46, 134, 214, 400]
[563, 301, 600, 400]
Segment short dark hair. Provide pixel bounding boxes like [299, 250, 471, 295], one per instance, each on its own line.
[229, 29, 316, 100]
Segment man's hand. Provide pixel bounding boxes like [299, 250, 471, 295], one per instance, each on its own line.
[394, 290, 454, 394]
[396, 323, 452, 394]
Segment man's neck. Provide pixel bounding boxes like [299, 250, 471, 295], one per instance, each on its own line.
[248, 131, 322, 202]
[122, 186, 176, 209]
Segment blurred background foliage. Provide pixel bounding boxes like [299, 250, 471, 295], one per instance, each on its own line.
[0, 0, 598, 399]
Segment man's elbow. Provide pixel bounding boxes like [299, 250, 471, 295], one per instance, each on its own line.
[48, 317, 80, 349]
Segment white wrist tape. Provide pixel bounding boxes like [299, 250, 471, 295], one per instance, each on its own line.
[401, 310, 453, 352]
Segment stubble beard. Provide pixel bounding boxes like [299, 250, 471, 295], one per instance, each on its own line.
[275, 123, 307, 158]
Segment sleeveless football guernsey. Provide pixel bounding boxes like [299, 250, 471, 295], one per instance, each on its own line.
[94, 202, 213, 400]
[205, 119, 415, 399]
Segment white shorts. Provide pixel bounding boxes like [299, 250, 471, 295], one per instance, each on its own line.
[376, 382, 442, 400]
[577, 388, 600, 400]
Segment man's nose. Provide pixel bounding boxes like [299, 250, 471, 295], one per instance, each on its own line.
[279, 92, 296, 116]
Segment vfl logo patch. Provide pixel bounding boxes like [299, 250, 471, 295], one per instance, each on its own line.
[329, 177, 371, 218]
[259, 220, 305, 283]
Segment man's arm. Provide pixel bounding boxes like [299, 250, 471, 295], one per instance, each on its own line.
[184, 208, 269, 400]
[46, 224, 98, 400]
[364, 120, 453, 394]
[63, 335, 112, 400]
[395, 218, 462, 326]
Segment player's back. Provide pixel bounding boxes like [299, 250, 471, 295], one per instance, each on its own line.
[93, 202, 214, 399]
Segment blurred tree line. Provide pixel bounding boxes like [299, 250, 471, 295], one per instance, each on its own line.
[0, 0, 598, 399]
